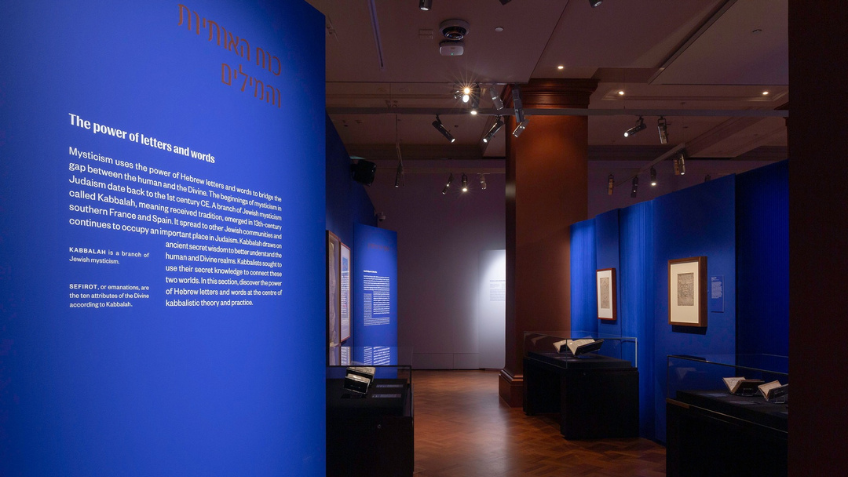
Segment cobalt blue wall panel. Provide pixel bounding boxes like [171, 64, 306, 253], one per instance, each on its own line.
[325, 114, 376, 247]
[569, 219, 597, 335]
[736, 161, 789, 358]
[651, 175, 737, 442]
[595, 209, 622, 338]
[352, 224, 398, 364]
[0, 2, 326, 475]
[619, 202, 655, 437]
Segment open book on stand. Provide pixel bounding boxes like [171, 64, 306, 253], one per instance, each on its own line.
[758, 380, 788, 401]
[552, 338, 605, 356]
[723, 377, 765, 395]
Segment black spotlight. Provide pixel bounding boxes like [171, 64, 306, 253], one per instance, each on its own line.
[631, 176, 638, 198]
[419, 0, 432, 11]
[351, 159, 377, 186]
[623, 116, 646, 137]
[590, 0, 602, 7]
[432, 115, 456, 143]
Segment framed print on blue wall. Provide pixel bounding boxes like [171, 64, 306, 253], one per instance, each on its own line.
[668, 256, 708, 327]
[596, 268, 617, 321]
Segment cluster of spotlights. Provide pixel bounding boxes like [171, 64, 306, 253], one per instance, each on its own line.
[608, 149, 691, 199]
[623, 116, 670, 145]
[441, 172, 487, 195]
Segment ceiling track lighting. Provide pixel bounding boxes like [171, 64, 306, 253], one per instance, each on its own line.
[419, 0, 432, 11]
[675, 150, 687, 176]
[432, 115, 456, 143]
[394, 162, 404, 188]
[479, 173, 487, 190]
[513, 119, 529, 138]
[461, 173, 468, 192]
[512, 85, 528, 137]
[650, 167, 657, 187]
[657, 116, 668, 145]
[483, 116, 504, 143]
[461, 86, 471, 103]
[608, 174, 614, 196]
[442, 172, 453, 195]
[704, 174, 712, 182]
[470, 84, 480, 115]
[489, 85, 504, 110]
[623, 116, 646, 138]
[631, 176, 639, 198]
[590, 0, 603, 7]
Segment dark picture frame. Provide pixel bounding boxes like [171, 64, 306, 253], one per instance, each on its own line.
[668, 256, 708, 327]
[596, 268, 617, 321]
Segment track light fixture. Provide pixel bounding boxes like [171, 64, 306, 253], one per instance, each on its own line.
[631, 176, 638, 198]
[590, 0, 602, 7]
[419, 0, 432, 11]
[442, 172, 453, 195]
[483, 116, 504, 143]
[657, 116, 668, 144]
[479, 174, 487, 190]
[395, 163, 403, 188]
[512, 86, 528, 137]
[461, 86, 471, 103]
[623, 116, 646, 138]
[650, 167, 657, 187]
[513, 119, 529, 138]
[704, 174, 711, 182]
[608, 174, 614, 196]
[470, 85, 480, 115]
[489, 85, 504, 110]
[674, 150, 687, 176]
[461, 173, 468, 192]
[432, 115, 456, 143]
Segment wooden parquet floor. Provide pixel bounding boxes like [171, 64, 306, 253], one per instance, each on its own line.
[413, 370, 666, 477]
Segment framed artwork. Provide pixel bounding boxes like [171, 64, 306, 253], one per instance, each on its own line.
[596, 268, 617, 321]
[327, 231, 341, 364]
[668, 256, 708, 327]
[339, 242, 351, 343]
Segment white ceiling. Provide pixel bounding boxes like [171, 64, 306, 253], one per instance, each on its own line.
[307, 0, 789, 161]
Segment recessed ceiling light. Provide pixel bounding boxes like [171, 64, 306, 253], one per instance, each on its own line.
[762, 91, 769, 95]
[557, 65, 564, 70]
[495, 26, 504, 32]
[618, 90, 625, 96]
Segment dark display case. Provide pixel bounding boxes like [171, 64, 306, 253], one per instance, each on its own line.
[666, 354, 788, 477]
[523, 332, 639, 439]
[326, 360, 413, 477]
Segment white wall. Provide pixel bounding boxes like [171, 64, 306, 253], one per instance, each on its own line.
[365, 161, 506, 369]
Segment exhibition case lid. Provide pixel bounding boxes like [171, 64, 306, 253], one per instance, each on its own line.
[667, 354, 788, 401]
[524, 331, 638, 368]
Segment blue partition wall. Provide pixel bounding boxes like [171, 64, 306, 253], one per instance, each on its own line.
[570, 169, 791, 443]
[736, 161, 789, 359]
[1, 2, 326, 475]
[651, 176, 737, 442]
[352, 224, 399, 365]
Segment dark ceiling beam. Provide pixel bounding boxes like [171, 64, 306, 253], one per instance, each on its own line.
[327, 107, 789, 117]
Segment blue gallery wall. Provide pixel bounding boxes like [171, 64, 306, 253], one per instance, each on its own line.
[325, 114, 376, 247]
[595, 209, 622, 338]
[1, 2, 326, 475]
[736, 161, 789, 360]
[571, 173, 769, 442]
[353, 224, 399, 365]
[569, 220, 597, 334]
[651, 175, 737, 442]
[325, 116, 377, 351]
[618, 202, 655, 437]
